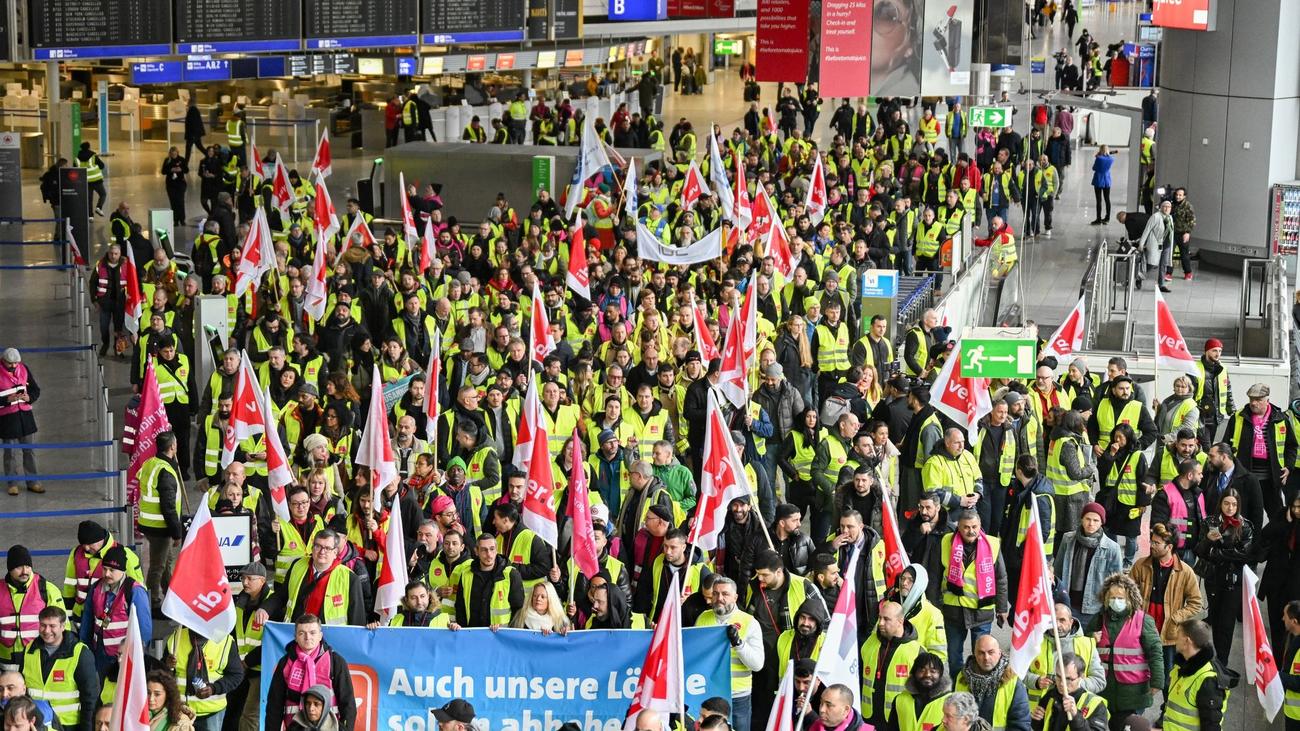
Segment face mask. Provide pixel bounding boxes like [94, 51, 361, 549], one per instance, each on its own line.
[1108, 598, 1127, 614]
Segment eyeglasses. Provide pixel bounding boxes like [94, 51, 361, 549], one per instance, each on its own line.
[312, 544, 337, 553]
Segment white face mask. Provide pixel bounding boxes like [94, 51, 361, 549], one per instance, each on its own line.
[1108, 597, 1127, 614]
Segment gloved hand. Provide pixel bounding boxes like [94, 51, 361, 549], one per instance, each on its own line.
[726, 624, 742, 647]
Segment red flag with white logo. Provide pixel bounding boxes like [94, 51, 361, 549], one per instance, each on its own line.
[766, 219, 796, 278]
[740, 279, 758, 371]
[567, 226, 591, 301]
[809, 548, 861, 711]
[519, 377, 558, 546]
[1243, 566, 1284, 720]
[399, 172, 419, 244]
[221, 352, 263, 469]
[878, 486, 909, 589]
[418, 217, 437, 275]
[233, 207, 276, 298]
[1040, 295, 1086, 362]
[161, 501, 236, 640]
[357, 364, 398, 505]
[528, 279, 557, 363]
[311, 128, 332, 179]
[375, 499, 409, 624]
[256, 382, 292, 522]
[717, 306, 748, 409]
[344, 210, 378, 252]
[623, 572, 686, 730]
[930, 345, 992, 442]
[1154, 289, 1199, 379]
[749, 186, 776, 242]
[805, 153, 827, 225]
[681, 159, 707, 211]
[269, 154, 293, 215]
[126, 361, 170, 529]
[764, 660, 797, 731]
[107, 606, 149, 731]
[734, 150, 753, 232]
[304, 231, 329, 323]
[569, 430, 601, 579]
[511, 375, 540, 474]
[65, 219, 86, 267]
[312, 174, 341, 245]
[1009, 497, 1054, 675]
[249, 143, 266, 181]
[692, 300, 721, 362]
[689, 389, 752, 551]
[121, 239, 145, 336]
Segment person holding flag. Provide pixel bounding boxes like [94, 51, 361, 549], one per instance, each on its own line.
[80, 544, 152, 673]
[1027, 652, 1110, 731]
[261, 529, 366, 626]
[137, 430, 184, 614]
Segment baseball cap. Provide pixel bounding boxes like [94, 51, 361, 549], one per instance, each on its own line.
[432, 700, 476, 724]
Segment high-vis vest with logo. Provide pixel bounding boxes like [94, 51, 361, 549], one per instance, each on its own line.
[922, 450, 980, 497]
[904, 327, 929, 377]
[284, 560, 353, 625]
[1096, 400, 1142, 450]
[697, 610, 758, 694]
[976, 425, 1017, 487]
[861, 636, 923, 720]
[274, 517, 323, 584]
[460, 566, 518, 625]
[776, 630, 824, 671]
[1041, 691, 1106, 730]
[1105, 451, 1144, 520]
[167, 630, 238, 715]
[940, 533, 1001, 610]
[155, 355, 191, 404]
[499, 529, 544, 591]
[1285, 644, 1300, 720]
[1028, 634, 1097, 704]
[893, 691, 950, 731]
[816, 320, 851, 372]
[1097, 611, 1152, 684]
[1016, 495, 1055, 558]
[1165, 661, 1228, 731]
[915, 221, 944, 258]
[137, 457, 181, 531]
[234, 589, 273, 664]
[23, 641, 87, 727]
[64, 541, 141, 614]
[1230, 411, 1288, 473]
[0, 578, 56, 661]
[1193, 362, 1229, 418]
[1047, 436, 1088, 496]
[651, 558, 706, 607]
[954, 673, 1019, 731]
[88, 579, 134, 656]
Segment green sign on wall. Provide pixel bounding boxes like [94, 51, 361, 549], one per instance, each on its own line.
[713, 39, 743, 55]
[969, 106, 1011, 129]
[959, 339, 1037, 379]
[532, 155, 554, 196]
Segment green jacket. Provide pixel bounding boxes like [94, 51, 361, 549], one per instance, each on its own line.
[652, 462, 697, 512]
[1086, 609, 1166, 712]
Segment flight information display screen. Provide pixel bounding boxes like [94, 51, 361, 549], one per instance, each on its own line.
[28, 0, 172, 58]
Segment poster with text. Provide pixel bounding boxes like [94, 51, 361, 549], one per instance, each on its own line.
[920, 0, 974, 95]
[756, 0, 811, 82]
[820, 0, 872, 97]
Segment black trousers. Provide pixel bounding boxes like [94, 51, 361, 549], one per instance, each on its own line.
[89, 181, 107, 211]
[167, 186, 186, 226]
[1093, 186, 1111, 220]
[163, 402, 192, 479]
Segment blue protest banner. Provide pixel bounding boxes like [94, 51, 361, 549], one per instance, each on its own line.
[260, 624, 732, 731]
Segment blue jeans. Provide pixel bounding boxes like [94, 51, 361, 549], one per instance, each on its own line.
[195, 710, 225, 731]
[944, 618, 992, 678]
[732, 694, 752, 731]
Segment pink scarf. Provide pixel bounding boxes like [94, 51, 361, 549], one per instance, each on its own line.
[282, 644, 332, 695]
[947, 532, 996, 600]
[811, 710, 870, 731]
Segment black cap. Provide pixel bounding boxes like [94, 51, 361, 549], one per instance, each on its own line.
[7, 545, 33, 572]
[647, 504, 674, 523]
[432, 700, 475, 724]
[78, 520, 109, 546]
[101, 545, 128, 572]
[1072, 396, 1094, 412]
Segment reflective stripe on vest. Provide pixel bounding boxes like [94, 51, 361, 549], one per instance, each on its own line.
[0, 579, 50, 650]
[89, 581, 133, 655]
[894, 691, 949, 731]
[1028, 635, 1096, 705]
[1097, 611, 1152, 684]
[1161, 484, 1205, 548]
[1096, 400, 1143, 450]
[138, 457, 181, 530]
[1165, 662, 1228, 731]
[976, 425, 1017, 487]
[904, 327, 929, 377]
[696, 610, 758, 694]
[1047, 436, 1088, 496]
[460, 568, 516, 624]
[816, 321, 850, 372]
[227, 119, 244, 146]
[941, 533, 1002, 609]
[24, 642, 87, 726]
[860, 637, 922, 720]
[167, 630, 237, 714]
[791, 430, 818, 481]
[955, 673, 1018, 731]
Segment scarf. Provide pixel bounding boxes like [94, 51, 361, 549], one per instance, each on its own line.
[947, 533, 995, 600]
[810, 709, 859, 731]
[149, 709, 170, 731]
[1073, 530, 1101, 550]
[962, 654, 1010, 702]
[1220, 513, 1242, 530]
[303, 558, 343, 617]
[521, 608, 555, 631]
[283, 644, 331, 695]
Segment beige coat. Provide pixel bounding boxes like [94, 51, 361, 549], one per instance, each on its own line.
[1130, 554, 1204, 644]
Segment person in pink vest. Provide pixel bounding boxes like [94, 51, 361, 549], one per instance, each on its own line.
[77, 546, 151, 673]
[1150, 460, 1206, 566]
[1086, 573, 1165, 724]
[264, 614, 355, 731]
[0, 547, 64, 673]
[0, 348, 41, 496]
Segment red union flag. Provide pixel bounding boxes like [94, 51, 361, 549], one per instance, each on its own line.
[269, 154, 294, 215]
[623, 572, 685, 730]
[692, 299, 721, 362]
[689, 389, 751, 551]
[567, 227, 591, 301]
[304, 232, 329, 323]
[121, 239, 145, 335]
[930, 345, 992, 442]
[1155, 289, 1199, 378]
[108, 606, 149, 731]
[257, 383, 293, 522]
[356, 364, 398, 505]
[1243, 566, 1284, 720]
[312, 174, 341, 244]
[1009, 497, 1054, 675]
[568, 429, 601, 579]
[233, 207, 276, 298]
[878, 485, 909, 589]
[766, 219, 796, 278]
[311, 128, 332, 179]
[804, 153, 827, 224]
[375, 499, 409, 624]
[764, 660, 797, 731]
[127, 361, 170, 529]
[423, 333, 442, 445]
[222, 352, 263, 468]
[344, 210, 378, 252]
[399, 172, 419, 244]
[749, 186, 776, 242]
[528, 279, 556, 363]
[520, 380, 558, 547]
[681, 159, 707, 211]
[161, 501, 236, 639]
[1041, 295, 1086, 362]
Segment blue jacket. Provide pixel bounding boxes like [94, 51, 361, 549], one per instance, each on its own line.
[1091, 153, 1113, 188]
[1053, 530, 1123, 617]
[79, 579, 153, 672]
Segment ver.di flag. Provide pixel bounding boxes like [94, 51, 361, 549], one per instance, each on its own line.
[375, 498, 409, 624]
[257, 383, 293, 522]
[303, 231, 329, 323]
[1243, 566, 1284, 720]
[807, 548, 861, 713]
[221, 351, 263, 468]
[233, 207, 276, 298]
[311, 128, 332, 179]
[689, 389, 751, 551]
[805, 153, 827, 225]
[568, 430, 601, 579]
[929, 344, 992, 443]
[567, 226, 591, 301]
[356, 364, 398, 504]
[121, 236, 145, 335]
[1040, 295, 1086, 361]
[161, 501, 236, 640]
[107, 606, 149, 731]
[312, 174, 341, 244]
[1154, 289, 1199, 378]
[879, 485, 909, 589]
[520, 378, 558, 547]
[623, 572, 686, 730]
[528, 278, 557, 363]
[126, 361, 170, 529]
[1009, 497, 1055, 675]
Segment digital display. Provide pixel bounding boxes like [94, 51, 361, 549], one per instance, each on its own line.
[536, 50, 556, 69]
[174, 0, 301, 53]
[357, 57, 384, 75]
[396, 56, 416, 75]
[421, 56, 444, 75]
[304, 0, 418, 48]
[258, 55, 287, 77]
[28, 0, 172, 58]
[423, 0, 525, 44]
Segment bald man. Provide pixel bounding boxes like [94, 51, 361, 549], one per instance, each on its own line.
[860, 601, 924, 724]
[632, 709, 665, 731]
[954, 636, 1031, 731]
[0, 670, 56, 723]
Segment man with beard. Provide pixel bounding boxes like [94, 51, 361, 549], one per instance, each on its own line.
[695, 577, 764, 731]
[770, 503, 817, 576]
[1024, 603, 1104, 707]
[719, 497, 768, 585]
[887, 652, 951, 731]
[940, 511, 1009, 679]
[776, 601, 829, 671]
[746, 550, 824, 726]
[1027, 653, 1109, 731]
[954, 635, 1030, 731]
[633, 529, 711, 617]
[807, 553, 842, 610]
[886, 564, 947, 665]
[861, 601, 924, 725]
[792, 660, 819, 731]
[901, 492, 951, 605]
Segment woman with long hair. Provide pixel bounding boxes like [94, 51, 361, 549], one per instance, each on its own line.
[858, 365, 884, 412]
[146, 669, 196, 731]
[776, 314, 816, 408]
[510, 582, 570, 635]
[779, 408, 826, 538]
[1094, 423, 1153, 569]
[1195, 488, 1255, 662]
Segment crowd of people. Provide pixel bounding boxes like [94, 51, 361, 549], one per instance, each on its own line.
[0, 36, 1283, 731]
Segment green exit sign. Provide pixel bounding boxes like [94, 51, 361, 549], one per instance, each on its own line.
[969, 106, 1012, 129]
[714, 39, 743, 55]
[959, 339, 1037, 379]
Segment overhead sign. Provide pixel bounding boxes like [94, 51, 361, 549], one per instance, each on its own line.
[608, 0, 667, 21]
[303, 0, 418, 48]
[175, 0, 302, 53]
[959, 339, 1036, 379]
[132, 61, 184, 85]
[714, 39, 743, 55]
[1152, 0, 1214, 30]
[970, 106, 1012, 128]
[819, 0, 871, 97]
[424, 0, 526, 43]
[28, 0, 172, 58]
[861, 269, 899, 298]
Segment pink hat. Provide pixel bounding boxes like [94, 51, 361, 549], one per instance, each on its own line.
[431, 495, 455, 515]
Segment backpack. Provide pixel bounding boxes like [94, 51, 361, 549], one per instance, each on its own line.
[820, 394, 852, 428]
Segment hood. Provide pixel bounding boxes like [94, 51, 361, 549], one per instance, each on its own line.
[304, 684, 334, 707]
[795, 594, 830, 628]
[1026, 474, 1054, 497]
[900, 564, 929, 616]
[1049, 425, 1077, 441]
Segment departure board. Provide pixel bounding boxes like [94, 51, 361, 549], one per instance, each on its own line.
[175, 0, 302, 53]
[424, 0, 526, 44]
[28, 0, 172, 58]
[304, 0, 418, 49]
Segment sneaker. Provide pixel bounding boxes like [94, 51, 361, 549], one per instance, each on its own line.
[1159, 285, 1172, 293]
[27, 483, 43, 494]
[1090, 219, 1103, 225]
[98, 343, 109, 357]
[1164, 274, 1173, 282]
[1184, 273, 1193, 281]
[1045, 230, 1053, 238]
[6, 484, 17, 496]
[94, 208, 104, 217]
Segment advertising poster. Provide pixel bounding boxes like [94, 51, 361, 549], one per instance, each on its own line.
[820, 0, 872, 97]
[1152, 0, 1214, 30]
[919, 0, 975, 96]
[870, 0, 920, 95]
[755, 0, 811, 82]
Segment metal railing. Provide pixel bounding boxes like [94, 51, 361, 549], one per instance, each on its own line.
[1238, 256, 1289, 361]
